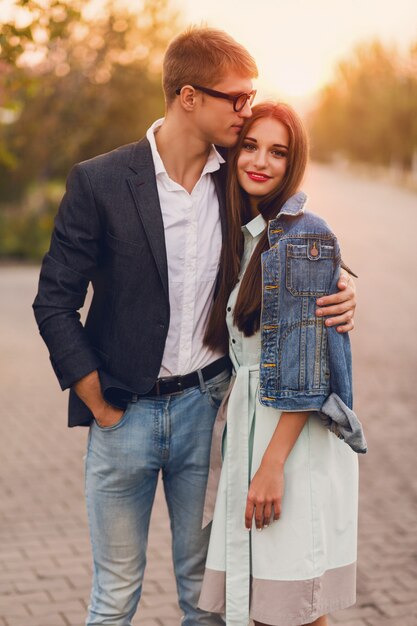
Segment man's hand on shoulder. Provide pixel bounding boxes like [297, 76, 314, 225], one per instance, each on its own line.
[315, 269, 356, 333]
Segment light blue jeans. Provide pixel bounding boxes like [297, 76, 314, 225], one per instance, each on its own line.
[84, 370, 230, 626]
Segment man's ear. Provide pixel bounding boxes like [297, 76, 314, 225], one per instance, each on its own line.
[177, 86, 197, 111]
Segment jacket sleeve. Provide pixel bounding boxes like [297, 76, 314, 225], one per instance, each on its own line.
[319, 241, 368, 453]
[32, 163, 103, 390]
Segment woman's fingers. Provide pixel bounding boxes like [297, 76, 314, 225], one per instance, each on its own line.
[273, 499, 281, 521]
[245, 495, 266, 530]
[245, 497, 282, 530]
[245, 496, 255, 530]
[254, 501, 265, 530]
[263, 501, 272, 527]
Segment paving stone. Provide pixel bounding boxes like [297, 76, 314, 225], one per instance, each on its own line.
[26, 599, 85, 616]
[379, 601, 417, 617]
[61, 612, 89, 626]
[14, 579, 71, 594]
[0, 594, 49, 609]
[366, 617, 417, 626]
[331, 605, 382, 621]
[5, 614, 67, 626]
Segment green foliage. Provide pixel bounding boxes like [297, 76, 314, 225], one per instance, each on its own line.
[0, 0, 180, 203]
[309, 40, 417, 170]
[0, 182, 63, 260]
[0, 0, 180, 258]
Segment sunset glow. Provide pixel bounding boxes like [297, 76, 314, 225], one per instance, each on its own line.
[180, 0, 417, 106]
[2, 0, 416, 108]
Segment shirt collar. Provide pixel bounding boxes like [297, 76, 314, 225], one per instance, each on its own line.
[146, 118, 225, 180]
[241, 213, 267, 239]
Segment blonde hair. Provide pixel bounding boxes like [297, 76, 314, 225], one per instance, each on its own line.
[163, 26, 258, 105]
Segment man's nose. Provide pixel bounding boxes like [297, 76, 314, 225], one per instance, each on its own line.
[238, 100, 253, 119]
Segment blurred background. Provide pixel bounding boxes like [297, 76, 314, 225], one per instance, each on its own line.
[1, 0, 416, 259]
[0, 1, 416, 625]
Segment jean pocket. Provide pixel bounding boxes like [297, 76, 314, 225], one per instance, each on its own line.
[94, 403, 132, 431]
[205, 370, 231, 410]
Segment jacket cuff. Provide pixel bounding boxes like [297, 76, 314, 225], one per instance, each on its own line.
[50, 350, 103, 390]
[318, 392, 367, 454]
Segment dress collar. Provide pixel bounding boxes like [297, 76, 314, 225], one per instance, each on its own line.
[242, 213, 267, 239]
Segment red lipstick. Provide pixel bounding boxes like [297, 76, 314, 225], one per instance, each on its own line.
[246, 171, 271, 182]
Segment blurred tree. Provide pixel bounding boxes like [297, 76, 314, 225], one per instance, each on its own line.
[0, 0, 180, 203]
[309, 40, 417, 171]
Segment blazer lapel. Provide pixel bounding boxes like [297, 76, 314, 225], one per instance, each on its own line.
[127, 138, 168, 296]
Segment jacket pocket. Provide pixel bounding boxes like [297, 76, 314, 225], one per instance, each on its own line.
[105, 230, 143, 257]
[285, 240, 335, 296]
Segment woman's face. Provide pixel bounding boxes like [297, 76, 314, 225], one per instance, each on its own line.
[237, 117, 289, 203]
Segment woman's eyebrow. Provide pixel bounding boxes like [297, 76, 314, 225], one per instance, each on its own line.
[244, 136, 289, 149]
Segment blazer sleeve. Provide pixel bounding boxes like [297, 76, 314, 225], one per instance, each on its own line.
[32, 163, 103, 390]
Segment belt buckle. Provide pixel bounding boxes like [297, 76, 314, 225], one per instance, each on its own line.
[155, 375, 183, 395]
[174, 376, 183, 392]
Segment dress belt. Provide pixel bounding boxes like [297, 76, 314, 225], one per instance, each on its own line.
[142, 355, 232, 396]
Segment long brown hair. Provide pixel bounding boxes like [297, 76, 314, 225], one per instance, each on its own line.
[204, 102, 309, 351]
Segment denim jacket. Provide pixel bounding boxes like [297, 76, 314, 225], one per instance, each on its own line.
[259, 191, 367, 453]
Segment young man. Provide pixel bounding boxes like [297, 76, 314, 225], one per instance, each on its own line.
[33, 27, 356, 626]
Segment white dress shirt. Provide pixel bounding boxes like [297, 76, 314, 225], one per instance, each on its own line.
[146, 119, 225, 377]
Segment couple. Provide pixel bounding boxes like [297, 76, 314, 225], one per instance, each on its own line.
[33, 26, 366, 626]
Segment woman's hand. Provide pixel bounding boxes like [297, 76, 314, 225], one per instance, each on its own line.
[245, 461, 284, 530]
[315, 269, 356, 333]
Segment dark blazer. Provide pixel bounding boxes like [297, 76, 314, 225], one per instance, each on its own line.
[33, 137, 227, 427]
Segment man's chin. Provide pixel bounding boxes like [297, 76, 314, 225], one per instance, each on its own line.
[215, 135, 239, 149]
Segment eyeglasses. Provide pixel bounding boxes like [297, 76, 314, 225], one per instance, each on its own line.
[175, 84, 257, 112]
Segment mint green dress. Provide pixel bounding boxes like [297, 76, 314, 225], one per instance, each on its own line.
[199, 214, 358, 626]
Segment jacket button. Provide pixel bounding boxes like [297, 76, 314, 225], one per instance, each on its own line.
[231, 339, 236, 344]
[310, 242, 319, 257]
[227, 307, 231, 312]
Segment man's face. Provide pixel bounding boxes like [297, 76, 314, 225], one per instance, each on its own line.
[193, 73, 254, 148]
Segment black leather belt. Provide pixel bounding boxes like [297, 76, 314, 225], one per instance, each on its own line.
[142, 355, 231, 397]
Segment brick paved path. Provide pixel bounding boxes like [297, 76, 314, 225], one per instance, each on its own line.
[1, 164, 416, 625]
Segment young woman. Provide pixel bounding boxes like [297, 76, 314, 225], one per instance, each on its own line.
[199, 103, 367, 626]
